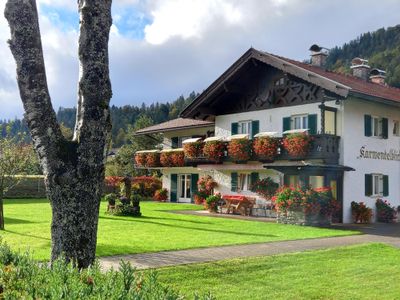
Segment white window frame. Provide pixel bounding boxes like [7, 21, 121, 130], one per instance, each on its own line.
[178, 136, 191, 148]
[238, 120, 252, 136]
[178, 174, 192, 201]
[372, 174, 384, 197]
[291, 114, 308, 130]
[238, 173, 252, 192]
[393, 120, 400, 137]
[371, 116, 383, 138]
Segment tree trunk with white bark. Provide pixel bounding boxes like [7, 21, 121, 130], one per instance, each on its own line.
[5, 0, 112, 268]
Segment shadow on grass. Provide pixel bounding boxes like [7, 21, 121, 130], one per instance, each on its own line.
[98, 215, 278, 238]
[4, 229, 51, 241]
[3, 217, 37, 225]
[4, 198, 49, 205]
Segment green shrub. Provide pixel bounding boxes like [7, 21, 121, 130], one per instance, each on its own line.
[0, 240, 213, 299]
[104, 193, 117, 206]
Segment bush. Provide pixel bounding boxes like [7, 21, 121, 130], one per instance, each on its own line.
[0, 240, 214, 299]
[376, 199, 398, 223]
[227, 138, 252, 161]
[351, 201, 373, 224]
[131, 176, 162, 198]
[205, 194, 222, 213]
[251, 177, 279, 200]
[153, 188, 168, 202]
[282, 133, 312, 158]
[203, 141, 226, 162]
[105, 193, 117, 206]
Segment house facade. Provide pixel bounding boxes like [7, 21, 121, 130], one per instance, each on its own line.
[135, 48, 400, 223]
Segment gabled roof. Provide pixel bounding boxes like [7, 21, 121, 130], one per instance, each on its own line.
[180, 48, 400, 118]
[135, 118, 214, 135]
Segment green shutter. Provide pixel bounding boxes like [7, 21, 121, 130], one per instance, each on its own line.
[383, 175, 389, 197]
[283, 117, 291, 132]
[365, 174, 372, 196]
[171, 137, 179, 149]
[170, 174, 178, 202]
[308, 114, 317, 135]
[251, 120, 259, 138]
[231, 123, 238, 135]
[191, 173, 199, 202]
[381, 118, 388, 139]
[250, 172, 259, 191]
[231, 172, 238, 192]
[364, 115, 372, 137]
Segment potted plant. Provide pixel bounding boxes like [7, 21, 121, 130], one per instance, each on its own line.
[376, 199, 398, 223]
[153, 188, 168, 202]
[134, 152, 146, 167]
[253, 136, 279, 161]
[351, 201, 372, 224]
[146, 151, 160, 167]
[227, 138, 252, 162]
[203, 140, 226, 162]
[183, 140, 203, 158]
[282, 133, 312, 158]
[205, 193, 222, 213]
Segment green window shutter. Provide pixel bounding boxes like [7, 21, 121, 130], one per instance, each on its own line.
[250, 172, 259, 191]
[383, 175, 389, 197]
[231, 123, 238, 135]
[191, 173, 199, 202]
[171, 137, 179, 149]
[170, 174, 178, 202]
[308, 114, 317, 135]
[381, 118, 388, 139]
[231, 172, 238, 192]
[283, 117, 291, 132]
[364, 115, 372, 137]
[251, 120, 259, 138]
[365, 174, 372, 196]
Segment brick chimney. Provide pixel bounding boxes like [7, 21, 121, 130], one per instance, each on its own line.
[309, 44, 328, 68]
[369, 68, 386, 86]
[351, 57, 370, 81]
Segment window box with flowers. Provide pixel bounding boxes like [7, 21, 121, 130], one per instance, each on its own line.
[182, 138, 204, 158]
[134, 151, 147, 167]
[282, 131, 312, 158]
[160, 149, 185, 167]
[275, 186, 339, 226]
[203, 137, 226, 162]
[227, 134, 252, 162]
[252, 132, 279, 161]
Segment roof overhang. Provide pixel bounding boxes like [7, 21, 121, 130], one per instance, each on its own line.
[135, 122, 214, 136]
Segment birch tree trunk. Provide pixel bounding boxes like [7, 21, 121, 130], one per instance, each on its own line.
[5, 0, 112, 268]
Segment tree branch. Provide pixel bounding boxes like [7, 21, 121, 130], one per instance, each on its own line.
[4, 0, 63, 173]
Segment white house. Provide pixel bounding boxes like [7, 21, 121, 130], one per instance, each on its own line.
[135, 47, 400, 223]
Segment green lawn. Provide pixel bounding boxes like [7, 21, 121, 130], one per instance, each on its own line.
[1, 199, 357, 260]
[157, 243, 400, 300]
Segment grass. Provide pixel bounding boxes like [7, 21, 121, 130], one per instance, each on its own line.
[157, 243, 400, 300]
[1, 199, 357, 260]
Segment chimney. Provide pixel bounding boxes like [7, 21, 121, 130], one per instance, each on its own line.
[309, 44, 329, 68]
[351, 57, 370, 81]
[369, 68, 386, 86]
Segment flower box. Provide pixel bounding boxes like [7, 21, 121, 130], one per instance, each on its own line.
[282, 133, 312, 158]
[134, 152, 147, 167]
[183, 139, 204, 158]
[227, 137, 252, 162]
[253, 136, 279, 161]
[160, 149, 184, 167]
[203, 139, 226, 162]
[146, 151, 160, 167]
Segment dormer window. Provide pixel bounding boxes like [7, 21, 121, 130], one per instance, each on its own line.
[274, 77, 285, 87]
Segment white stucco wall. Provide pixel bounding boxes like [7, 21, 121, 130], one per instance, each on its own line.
[163, 127, 213, 149]
[342, 98, 400, 222]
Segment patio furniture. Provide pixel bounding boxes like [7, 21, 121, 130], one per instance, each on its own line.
[222, 195, 256, 216]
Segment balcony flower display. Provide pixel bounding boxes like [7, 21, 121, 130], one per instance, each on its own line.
[203, 137, 226, 162]
[253, 132, 279, 161]
[145, 150, 160, 167]
[282, 132, 312, 158]
[275, 186, 339, 225]
[134, 151, 147, 167]
[160, 149, 185, 167]
[227, 134, 252, 162]
[182, 138, 204, 158]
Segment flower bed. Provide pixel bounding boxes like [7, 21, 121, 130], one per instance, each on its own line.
[351, 201, 372, 224]
[183, 140, 204, 158]
[160, 149, 185, 167]
[275, 186, 338, 226]
[227, 138, 252, 162]
[376, 199, 398, 223]
[253, 136, 279, 161]
[203, 140, 226, 162]
[282, 133, 312, 158]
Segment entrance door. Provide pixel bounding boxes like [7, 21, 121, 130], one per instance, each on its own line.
[178, 174, 192, 203]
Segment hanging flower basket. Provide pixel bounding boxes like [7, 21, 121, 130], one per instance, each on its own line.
[282, 133, 312, 158]
[228, 138, 252, 162]
[253, 136, 279, 161]
[134, 152, 147, 167]
[183, 141, 204, 158]
[203, 140, 226, 162]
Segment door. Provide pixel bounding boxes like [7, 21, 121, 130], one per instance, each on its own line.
[178, 174, 192, 203]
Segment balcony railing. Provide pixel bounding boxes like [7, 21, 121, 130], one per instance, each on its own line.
[134, 134, 340, 169]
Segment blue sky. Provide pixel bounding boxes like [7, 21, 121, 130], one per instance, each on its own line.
[0, 0, 400, 119]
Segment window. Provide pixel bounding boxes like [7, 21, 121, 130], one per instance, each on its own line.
[324, 110, 336, 134]
[288, 175, 300, 187]
[372, 174, 384, 196]
[291, 115, 308, 130]
[238, 121, 252, 135]
[178, 174, 192, 200]
[364, 115, 388, 138]
[372, 117, 383, 137]
[177, 136, 191, 148]
[275, 77, 285, 87]
[238, 173, 252, 192]
[309, 176, 324, 189]
[394, 120, 400, 136]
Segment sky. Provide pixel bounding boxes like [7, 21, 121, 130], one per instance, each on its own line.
[0, 0, 399, 119]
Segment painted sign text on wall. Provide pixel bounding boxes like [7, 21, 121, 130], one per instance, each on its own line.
[358, 146, 400, 161]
